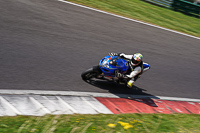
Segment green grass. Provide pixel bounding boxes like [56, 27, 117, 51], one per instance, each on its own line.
[66, 0, 200, 37]
[0, 114, 200, 133]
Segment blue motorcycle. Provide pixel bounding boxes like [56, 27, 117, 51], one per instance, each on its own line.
[81, 55, 150, 85]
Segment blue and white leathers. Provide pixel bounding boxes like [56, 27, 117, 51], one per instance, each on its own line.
[119, 53, 150, 87]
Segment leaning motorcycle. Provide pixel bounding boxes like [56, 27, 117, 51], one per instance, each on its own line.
[81, 55, 150, 86]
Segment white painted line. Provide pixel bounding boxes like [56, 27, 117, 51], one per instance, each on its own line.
[175, 108, 183, 113]
[82, 97, 113, 114]
[57, 0, 200, 40]
[81, 97, 101, 113]
[0, 96, 22, 115]
[0, 90, 200, 102]
[56, 96, 78, 113]
[29, 97, 51, 114]
[42, 96, 57, 105]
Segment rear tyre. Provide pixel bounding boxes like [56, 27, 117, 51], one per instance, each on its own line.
[81, 68, 99, 80]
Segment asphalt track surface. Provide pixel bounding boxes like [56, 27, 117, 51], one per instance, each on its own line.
[1, 0, 200, 99]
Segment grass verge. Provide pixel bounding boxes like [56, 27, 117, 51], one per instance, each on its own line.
[66, 0, 200, 38]
[0, 114, 200, 133]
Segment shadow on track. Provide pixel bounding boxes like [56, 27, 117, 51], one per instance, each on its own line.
[83, 79, 159, 107]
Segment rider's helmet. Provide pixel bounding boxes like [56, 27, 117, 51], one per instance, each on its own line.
[131, 53, 143, 66]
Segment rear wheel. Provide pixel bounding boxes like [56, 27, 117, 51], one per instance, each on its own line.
[81, 68, 99, 80]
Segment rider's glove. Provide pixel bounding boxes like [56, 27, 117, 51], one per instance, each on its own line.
[109, 53, 118, 56]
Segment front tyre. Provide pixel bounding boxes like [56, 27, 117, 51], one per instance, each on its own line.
[81, 68, 99, 80]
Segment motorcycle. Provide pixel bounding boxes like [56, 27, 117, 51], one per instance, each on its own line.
[81, 55, 150, 86]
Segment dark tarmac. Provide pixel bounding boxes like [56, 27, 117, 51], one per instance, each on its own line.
[0, 0, 200, 99]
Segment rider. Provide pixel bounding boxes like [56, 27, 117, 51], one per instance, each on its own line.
[109, 52, 147, 88]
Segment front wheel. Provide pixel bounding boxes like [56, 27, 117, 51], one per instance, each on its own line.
[81, 68, 99, 80]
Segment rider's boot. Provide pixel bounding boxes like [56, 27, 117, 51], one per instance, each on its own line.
[127, 80, 134, 88]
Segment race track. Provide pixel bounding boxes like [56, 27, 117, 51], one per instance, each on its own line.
[0, 0, 200, 99]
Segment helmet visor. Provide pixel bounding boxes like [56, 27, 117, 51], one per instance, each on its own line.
[132, 58, 140, 64]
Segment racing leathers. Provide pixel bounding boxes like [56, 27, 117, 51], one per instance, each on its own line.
[109, 53, 148, 88]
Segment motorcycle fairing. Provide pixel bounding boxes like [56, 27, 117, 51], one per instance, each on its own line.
[99, 56, 129, 77]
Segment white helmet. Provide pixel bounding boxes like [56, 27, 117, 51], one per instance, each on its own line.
[131, 53, 143, 66]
